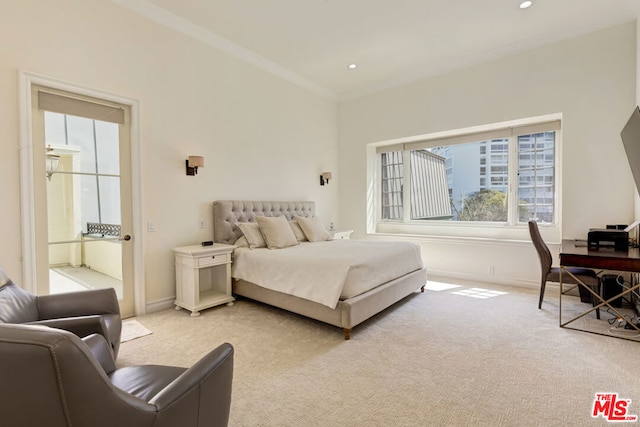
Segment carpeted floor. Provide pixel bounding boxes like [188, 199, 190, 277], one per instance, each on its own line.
[118, 279, 640, 426]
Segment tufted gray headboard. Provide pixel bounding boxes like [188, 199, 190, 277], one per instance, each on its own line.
[212, 200, 316, 245]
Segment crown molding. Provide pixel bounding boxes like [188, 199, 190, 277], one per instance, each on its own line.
[110, 0, 336, 101]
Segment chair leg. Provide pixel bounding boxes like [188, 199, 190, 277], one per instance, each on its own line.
[538, 279, 547, 309]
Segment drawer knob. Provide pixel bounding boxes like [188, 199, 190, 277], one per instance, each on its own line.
[211, 255, 215, 259]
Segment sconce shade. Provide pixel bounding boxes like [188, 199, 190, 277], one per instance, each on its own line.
[186, 156, 204, 176]
[188, 156, 204, 168]
[45, 148, 60, 181]
[320, 171, 332, 186]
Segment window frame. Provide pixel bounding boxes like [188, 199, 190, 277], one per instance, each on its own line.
[367, 114, 563, 242]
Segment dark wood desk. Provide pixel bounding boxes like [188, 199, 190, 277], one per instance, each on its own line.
[560, 240, 640, 340]
[560, 240, 640, 272]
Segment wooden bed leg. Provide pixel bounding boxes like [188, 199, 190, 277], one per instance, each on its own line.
[421, 285, 425, 292]
[343, 328, 351, 340]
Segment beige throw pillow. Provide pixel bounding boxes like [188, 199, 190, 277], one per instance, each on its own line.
[234, 235, 249, 248]
[237, 222, 266, 249]
[294, 216, 332, 242]
[256, 216, 299, 249]
[289, 221, 308, 242]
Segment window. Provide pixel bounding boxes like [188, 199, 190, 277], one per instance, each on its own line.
[381, 150, 404, 220]
[374, 116, 560, 234]
[44, 111, 121, 234]
[517, 132, 555, 223]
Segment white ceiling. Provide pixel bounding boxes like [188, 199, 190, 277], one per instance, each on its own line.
[116, 0, 640, 100]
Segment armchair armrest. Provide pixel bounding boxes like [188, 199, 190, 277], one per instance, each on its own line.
[150, 343, 234, 420]
[82, 333, 116, 374]
[37, 288, 119, 319]
[27, 315, 109, 340]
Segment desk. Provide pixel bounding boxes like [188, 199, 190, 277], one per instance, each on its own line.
[560, 240, 640, 340]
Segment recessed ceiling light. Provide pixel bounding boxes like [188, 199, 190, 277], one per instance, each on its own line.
[348, 64, 357, 70]
[519, 1, 533, 9]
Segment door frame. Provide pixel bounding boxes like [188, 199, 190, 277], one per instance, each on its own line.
[18, 70, 146, 316]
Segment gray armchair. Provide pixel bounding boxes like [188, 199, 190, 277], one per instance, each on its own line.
[0, 268, 122, 357]
[0, 323, 234, 427]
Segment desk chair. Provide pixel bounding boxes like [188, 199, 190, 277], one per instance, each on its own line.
[528, 221, 601, 318]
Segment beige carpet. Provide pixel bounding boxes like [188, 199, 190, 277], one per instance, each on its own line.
[118, 279, 640, 426]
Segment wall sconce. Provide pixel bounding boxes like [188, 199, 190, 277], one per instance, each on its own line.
[320, 172, 332, 186]
[186, 156, 204, 176]
[45, 146, 60, 181]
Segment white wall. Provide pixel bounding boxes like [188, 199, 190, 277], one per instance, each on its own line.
[337, 23, 637, 287]
[0, 0, 338, 309]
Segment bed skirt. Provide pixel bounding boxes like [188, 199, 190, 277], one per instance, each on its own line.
[233, 267, 427, 339]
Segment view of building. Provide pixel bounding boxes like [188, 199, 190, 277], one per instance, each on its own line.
[381, 131, 555, 223]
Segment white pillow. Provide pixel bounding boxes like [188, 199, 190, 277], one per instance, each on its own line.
[237, 222, 266, 249]
[289, 221, 308, 242]
[256, 216, 299, 249]
[294, 216, 332, 242]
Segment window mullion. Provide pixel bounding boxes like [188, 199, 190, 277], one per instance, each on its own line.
[507, 135, 519, 225]
[402, 150, 411, 223]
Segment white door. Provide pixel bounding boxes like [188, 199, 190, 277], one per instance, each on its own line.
[29, 85, 135, 318]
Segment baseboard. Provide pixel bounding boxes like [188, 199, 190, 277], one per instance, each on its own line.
[427, 269, 538, 290]
[145, 296, 175, 313]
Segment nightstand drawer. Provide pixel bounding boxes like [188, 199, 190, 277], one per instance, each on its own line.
[197, 253, 229, 267]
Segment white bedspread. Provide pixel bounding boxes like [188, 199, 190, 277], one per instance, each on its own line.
[232, 239, 424, 309]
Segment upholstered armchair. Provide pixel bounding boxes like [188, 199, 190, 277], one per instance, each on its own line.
[0, 268, 122, 357]
[0, 324, 234, 427]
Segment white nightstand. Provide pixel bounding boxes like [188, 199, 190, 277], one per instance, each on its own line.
[172, 243, 235, 316]
[331, 230, 353, 240]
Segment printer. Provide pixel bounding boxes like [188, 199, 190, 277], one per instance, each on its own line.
[587, 228, 629, 250]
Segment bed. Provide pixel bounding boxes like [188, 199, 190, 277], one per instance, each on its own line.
[212, 200, 427, 339]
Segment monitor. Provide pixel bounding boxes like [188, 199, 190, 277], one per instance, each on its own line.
[620, 105, 640, 195]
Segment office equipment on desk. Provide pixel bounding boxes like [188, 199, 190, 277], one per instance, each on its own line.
[624, 220, 640, 234]
[625, 220, 640, 247]
[573, 239, 587, 247]
[587, 228, 629, 250]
